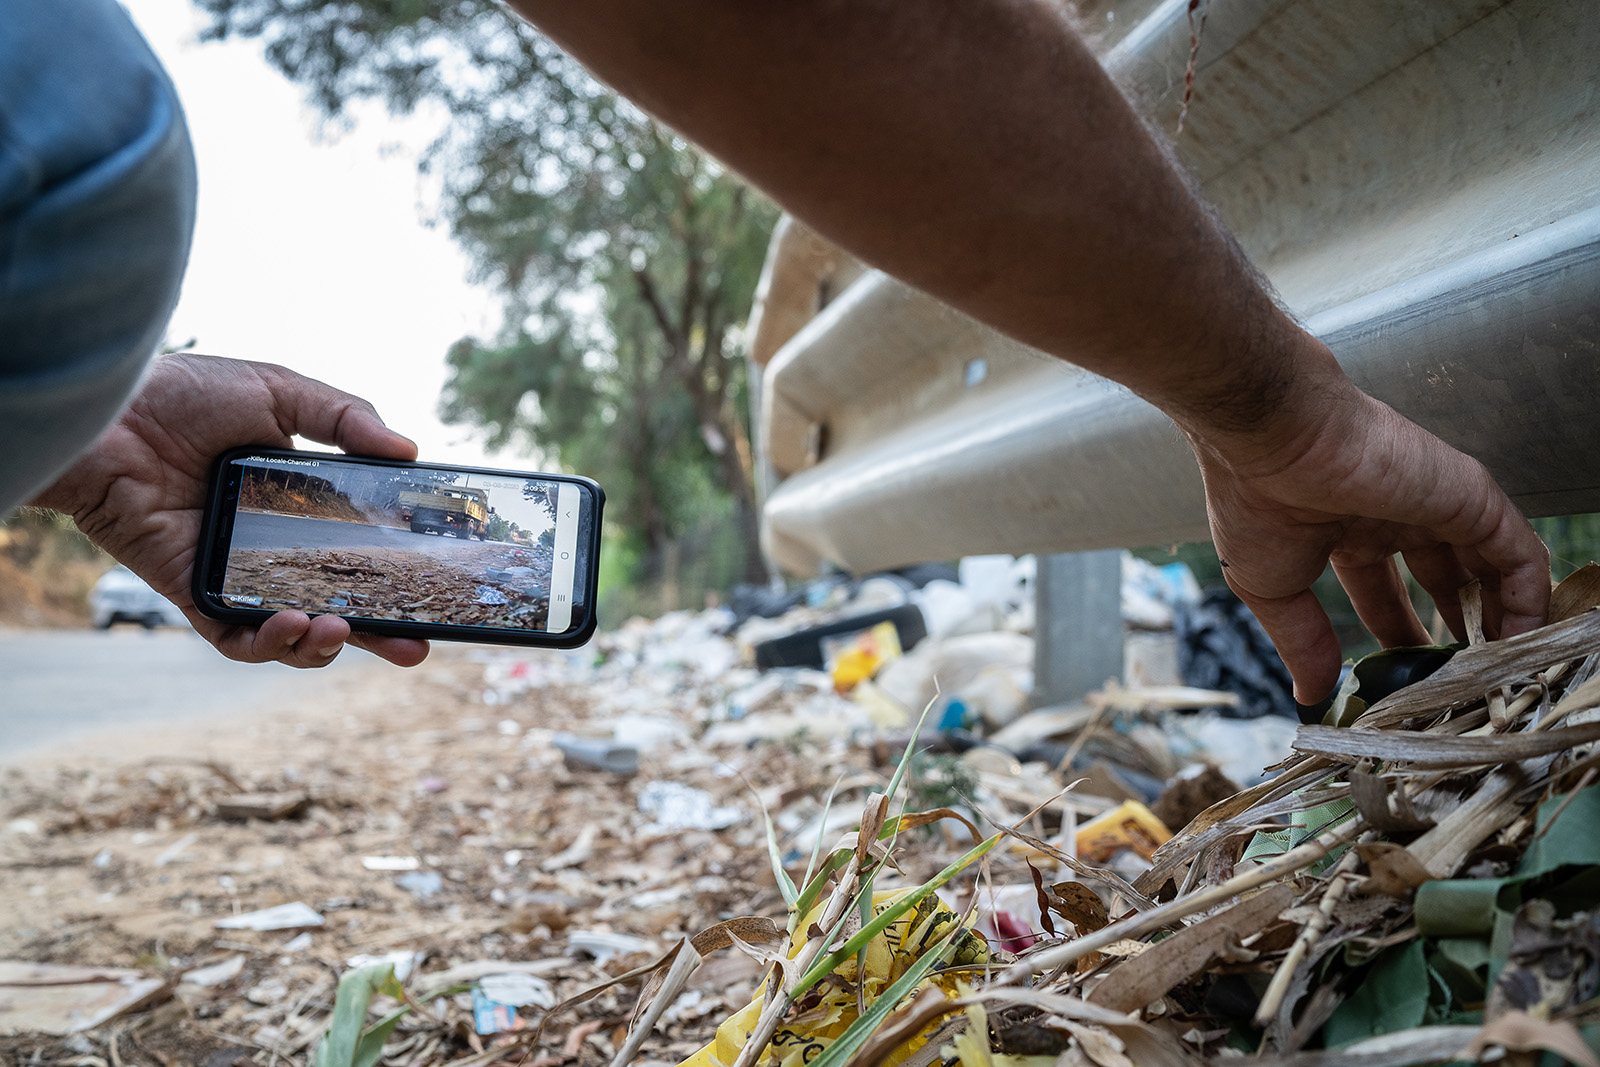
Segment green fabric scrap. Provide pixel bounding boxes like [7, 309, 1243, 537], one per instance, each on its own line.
[1241, 797, 1355, 867]
[1519, 786, 1600, 879]
[1430, 938, 1492, 1004]
[1414, 785, 1600, 939]
[1415, 878, 1516, 938]
[1324, 941, 1432, 1048]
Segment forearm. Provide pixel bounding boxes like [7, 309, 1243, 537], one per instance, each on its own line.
[510, 0, 1326, 433]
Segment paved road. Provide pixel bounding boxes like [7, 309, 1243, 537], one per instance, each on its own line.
[0, 628, 385, 763]
[232, 511, 510, 555]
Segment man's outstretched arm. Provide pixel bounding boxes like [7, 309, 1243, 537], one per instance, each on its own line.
[509, 0, 1548, 701]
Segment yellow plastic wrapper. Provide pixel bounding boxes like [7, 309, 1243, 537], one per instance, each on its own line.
[824, 621, 904, 693]
[1074, 799, 1172, 863]
[678, 889, 988, 1067]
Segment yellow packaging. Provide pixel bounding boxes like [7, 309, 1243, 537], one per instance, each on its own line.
[1073, 800, 1172, 863]
[677, 889, 987, 1067]
[825, 621, 904, 693]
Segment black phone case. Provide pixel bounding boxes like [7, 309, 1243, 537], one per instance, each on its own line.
[192, 446, 604, 648]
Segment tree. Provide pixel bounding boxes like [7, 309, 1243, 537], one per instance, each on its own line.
[193, 0, 779, 583]
[484, 511, 512, 543]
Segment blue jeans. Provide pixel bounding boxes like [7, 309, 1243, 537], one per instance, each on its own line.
[0, 0, 197, 511]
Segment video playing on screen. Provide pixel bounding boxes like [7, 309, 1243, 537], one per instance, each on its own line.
[219, 456, 581, 632]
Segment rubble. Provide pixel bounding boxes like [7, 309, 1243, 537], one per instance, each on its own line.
[222, 541, 554, 628]
[1, 560, 1597, 1066]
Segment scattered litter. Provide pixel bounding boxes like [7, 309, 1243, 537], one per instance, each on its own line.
[823, 619, 903, 692]
[11, 561, 1600, 1067]
[0, 961, 167, 1035]
[153, 831, 199, 867]
[472, 987, 527, 1035]
[474, 586, 509, 606]
[244, 976, 289, 1006]
[214, 901, 325, 931]
[1074, 799, 1172, 863]
[214, 791, 309, 821]
[566, 930, 654, 964]
[637, 781, 743, 833]
[553, 733, 640, 775]
[539, 824, 597, 872]
[347, 950, 424, 982]
[395, 870, 445, 901]
[179, 955, 245, 988]
[280, 931, 314, 952]
[478, 971, 556, 1008]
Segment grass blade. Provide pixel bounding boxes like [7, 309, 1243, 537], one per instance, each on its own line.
[312, 962, 407, 1067]
[792, 833, 1001, 998]
[806, 926, 962, 1067]
[803, 775, 847, 892]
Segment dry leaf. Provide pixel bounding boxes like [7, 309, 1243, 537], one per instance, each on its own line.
[1061, 1020, 1135, 1067]
[1348, 769, 1433, 833]
[1551, 564, 1600, 624]
[1086, 884, 1295, 1014]
[1356, 611, 1600, 728]
[1047, 881, 1111, 936]
[1463, 1010, 1600, 1067]
[1295, 721, 1600, 768]
[691, 916, 786, 955]
[1352, 842, 1432, 898]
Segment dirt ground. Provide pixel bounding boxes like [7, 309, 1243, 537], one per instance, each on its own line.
[223, 543, 553, 630]
[0, 640, 886, 1065]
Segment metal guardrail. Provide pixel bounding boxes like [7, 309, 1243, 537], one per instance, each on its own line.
[755, 0, 1600, 575]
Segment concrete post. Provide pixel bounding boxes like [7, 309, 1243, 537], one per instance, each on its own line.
[1034, 550, 1124, 706]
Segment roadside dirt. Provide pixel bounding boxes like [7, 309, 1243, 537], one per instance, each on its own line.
[0, 515, 111, 628]
[222, 543, 554, 629]
[0, 642, 853, 1065]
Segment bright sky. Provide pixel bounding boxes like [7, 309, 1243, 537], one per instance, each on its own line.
[120, 0, 517, 473]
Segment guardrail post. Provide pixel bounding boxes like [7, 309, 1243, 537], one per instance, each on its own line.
[1033, 550, 1123, 706]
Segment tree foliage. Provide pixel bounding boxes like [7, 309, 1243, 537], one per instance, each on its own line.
[193, 0, 778, 577]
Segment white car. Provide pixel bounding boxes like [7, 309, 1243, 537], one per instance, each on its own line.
[88, 566, 188, 629]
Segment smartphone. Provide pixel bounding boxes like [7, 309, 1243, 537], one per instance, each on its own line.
[193, 447, 603, 647]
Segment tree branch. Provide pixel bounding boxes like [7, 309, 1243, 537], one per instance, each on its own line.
[632, 265, 682, 357]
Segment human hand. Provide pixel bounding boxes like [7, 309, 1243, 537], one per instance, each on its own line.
[1181, 342, 1549, 704]
[33, 353, 431, 669]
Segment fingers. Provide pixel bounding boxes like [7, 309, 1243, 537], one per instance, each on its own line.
[205, 610, 352, 668]
[259, 364, 418, 461]
[1388, 435, 1550, 637]
[349, 633, 431, 668]
[1330, 556, 1431, 649]
[1462, 505, 1550, 638]
[200, 610, 430, 669]
[1227, 582, 1344, 705]
[1400, 543, 1471, 641]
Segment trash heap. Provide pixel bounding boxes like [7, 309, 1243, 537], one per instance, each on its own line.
[2, 561, 1598, 1067]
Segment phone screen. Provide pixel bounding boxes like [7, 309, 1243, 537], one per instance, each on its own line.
[203, 451, 599, 639]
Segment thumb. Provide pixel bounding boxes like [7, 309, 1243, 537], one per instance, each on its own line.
[259, 364, 418, 460]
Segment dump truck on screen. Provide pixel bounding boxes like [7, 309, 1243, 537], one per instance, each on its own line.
[398, 486, 490, 539]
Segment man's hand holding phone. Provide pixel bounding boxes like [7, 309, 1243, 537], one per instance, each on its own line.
[32, 353, 432, 669]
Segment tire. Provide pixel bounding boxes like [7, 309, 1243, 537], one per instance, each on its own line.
[410, 521, 425, 534]
[141, 613, 164, 630]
